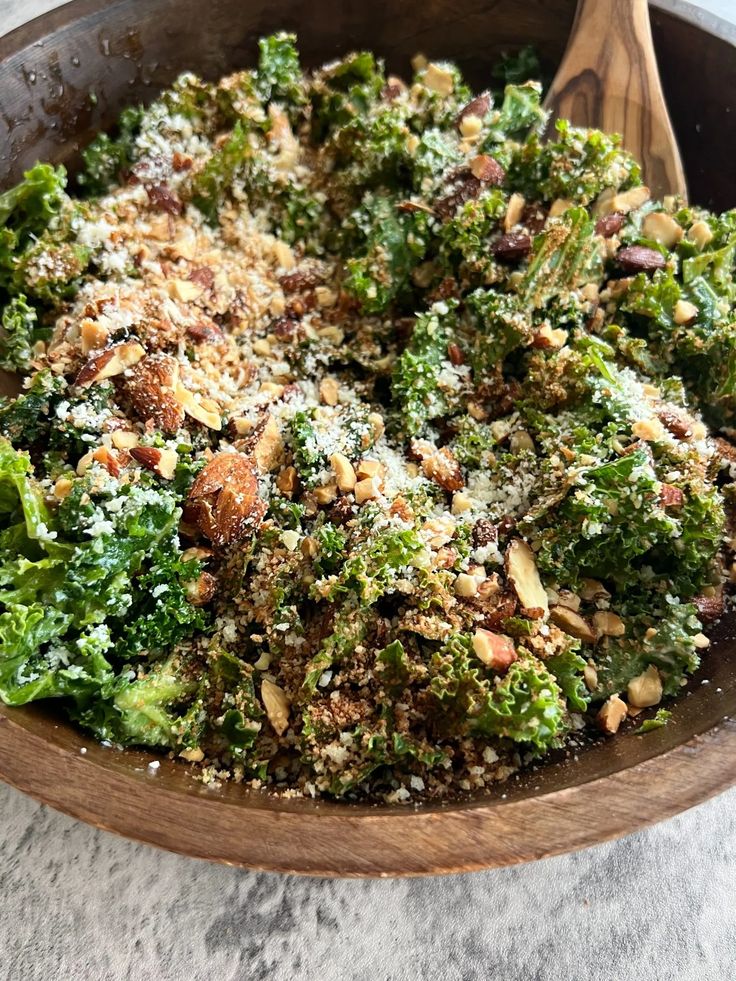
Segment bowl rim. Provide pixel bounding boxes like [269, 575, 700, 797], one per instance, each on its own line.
[2, 702, 736, 876]
[1, 0, 736, 877]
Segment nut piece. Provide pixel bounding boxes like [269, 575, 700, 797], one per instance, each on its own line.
[505, 539, 549, 617]
[186, 452, 266, 547]
[246, 415, 284, 473]
[76, 341, 146, 387]
[472, 629, 518, 673]
[579, 578, 610, 602]
[410, 439, 463, 492]
[616, 245, 667, 274]
[168, 278, 203, 302]
[549, 605, 597, 643]
[687, 219, 713, 250]
[632, 417, 666, 442]
[175, 384, 222, 430]
[583, 662, 598, 692]
[595, 185, 650, 216]
[596, 695, 628, 735]
[185, 571, 217, 606]
[261, 679, 290, 736]
[456, 91, 491, 127]
[130, 445, 178, 480]
[595, 213, 625, 238]
[330, 452, 357, 493]
[642, 212, 683, 248]
[276, 465, 298, 496]
[355, 476, 381, 504]
[627, 665, 663, 708]
[592, 610, 626, 639]
[491, 232, 532, 263]
[469, 154, 505, 184]
[123, 353, 185, 434]
[673, 299, 698, 325]
[455, 573, 479, 597]
[80, 319, 109, 354]
[424, 62, 454, 96]
[319, 377, 340, 406]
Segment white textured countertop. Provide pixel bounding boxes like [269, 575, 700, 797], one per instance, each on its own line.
[1, 2, 735, 978]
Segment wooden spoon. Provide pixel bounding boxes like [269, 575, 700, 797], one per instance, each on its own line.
[544, 0, 687, 199]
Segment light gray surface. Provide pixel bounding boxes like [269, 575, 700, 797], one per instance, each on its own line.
[1, 1, 736, 979]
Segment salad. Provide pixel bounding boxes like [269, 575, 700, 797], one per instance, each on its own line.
[0, 33, 733, 801]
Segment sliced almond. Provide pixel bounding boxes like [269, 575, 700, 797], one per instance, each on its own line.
[631, 418, 666, 442]
[597, 695, 628, 735]
[261, 679, 290, 736]
[595, 185, 650, 216]
[505, 539, 548, 617]
[549, 605, 596, 643]
[76, 341, 146, 387]
[579, 578, 610, 601]
[583, 662, 598, 691]
[627, 665, 663, 708]
[111, 430, 139, 450]
[549, 197, 573, 217]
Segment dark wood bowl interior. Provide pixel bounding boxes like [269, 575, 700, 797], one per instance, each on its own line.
[0, 0, 735, 876]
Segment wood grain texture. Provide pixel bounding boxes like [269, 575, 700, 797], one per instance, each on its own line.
[1, 703, 735, 876]
[544, 0, 687, 198]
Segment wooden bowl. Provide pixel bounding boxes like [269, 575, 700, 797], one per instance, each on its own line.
[0, 0, 735, 876]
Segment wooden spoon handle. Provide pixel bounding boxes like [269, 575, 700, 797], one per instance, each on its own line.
[544, 0, 687, 199]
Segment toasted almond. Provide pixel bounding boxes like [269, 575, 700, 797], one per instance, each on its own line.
[356, 458, 384, 480]
[276, 465, 299, 496]
[247, 415, 284, 473]
[111, 430, 139, 450]
[410, 439, 464, 492]
[184, 571, 217, 606]
[583, 663, 598, 691]
[504, 192, 526, 231]
[80, 319, 109, 355]
[580, 578, 610, 601]
[631, 418, 666, 442]
[556, 589, 581, 612]
[451, 491, 473, 515]
[319, 376, 340, 406]
[534, 323, 568, 350]
[472, 629, 517, 672]
[367, 412, 385, 443]
[168, 278, 203, 302]
[687, 219, 713, 249]
[187, 452, 265, 547]
[179, 747, 205, 763]
[124, 353, 185, 434]
[130, 445, 178, 480]
[549, 605, 597, 643]
[53, 476, 73, 499]
[424, 62, 454, 96]
[642, 211, 683, 248]
[455, 573, 479, 598]
[175, 384, 222, 430]
[261, 679, 290, 736]
[673, 299, 698, 325]
[509, 430, 535, 454]
[355, 476, 381, 504]
[597, 695, 628, 735]
[330, 452, 357, 493]
[505, 539, 548, 616]
[627, 665, 663, 708]
[592, 610, 626, 639]
[76, 341, 146, 387]
[314, 480, 338, 505]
